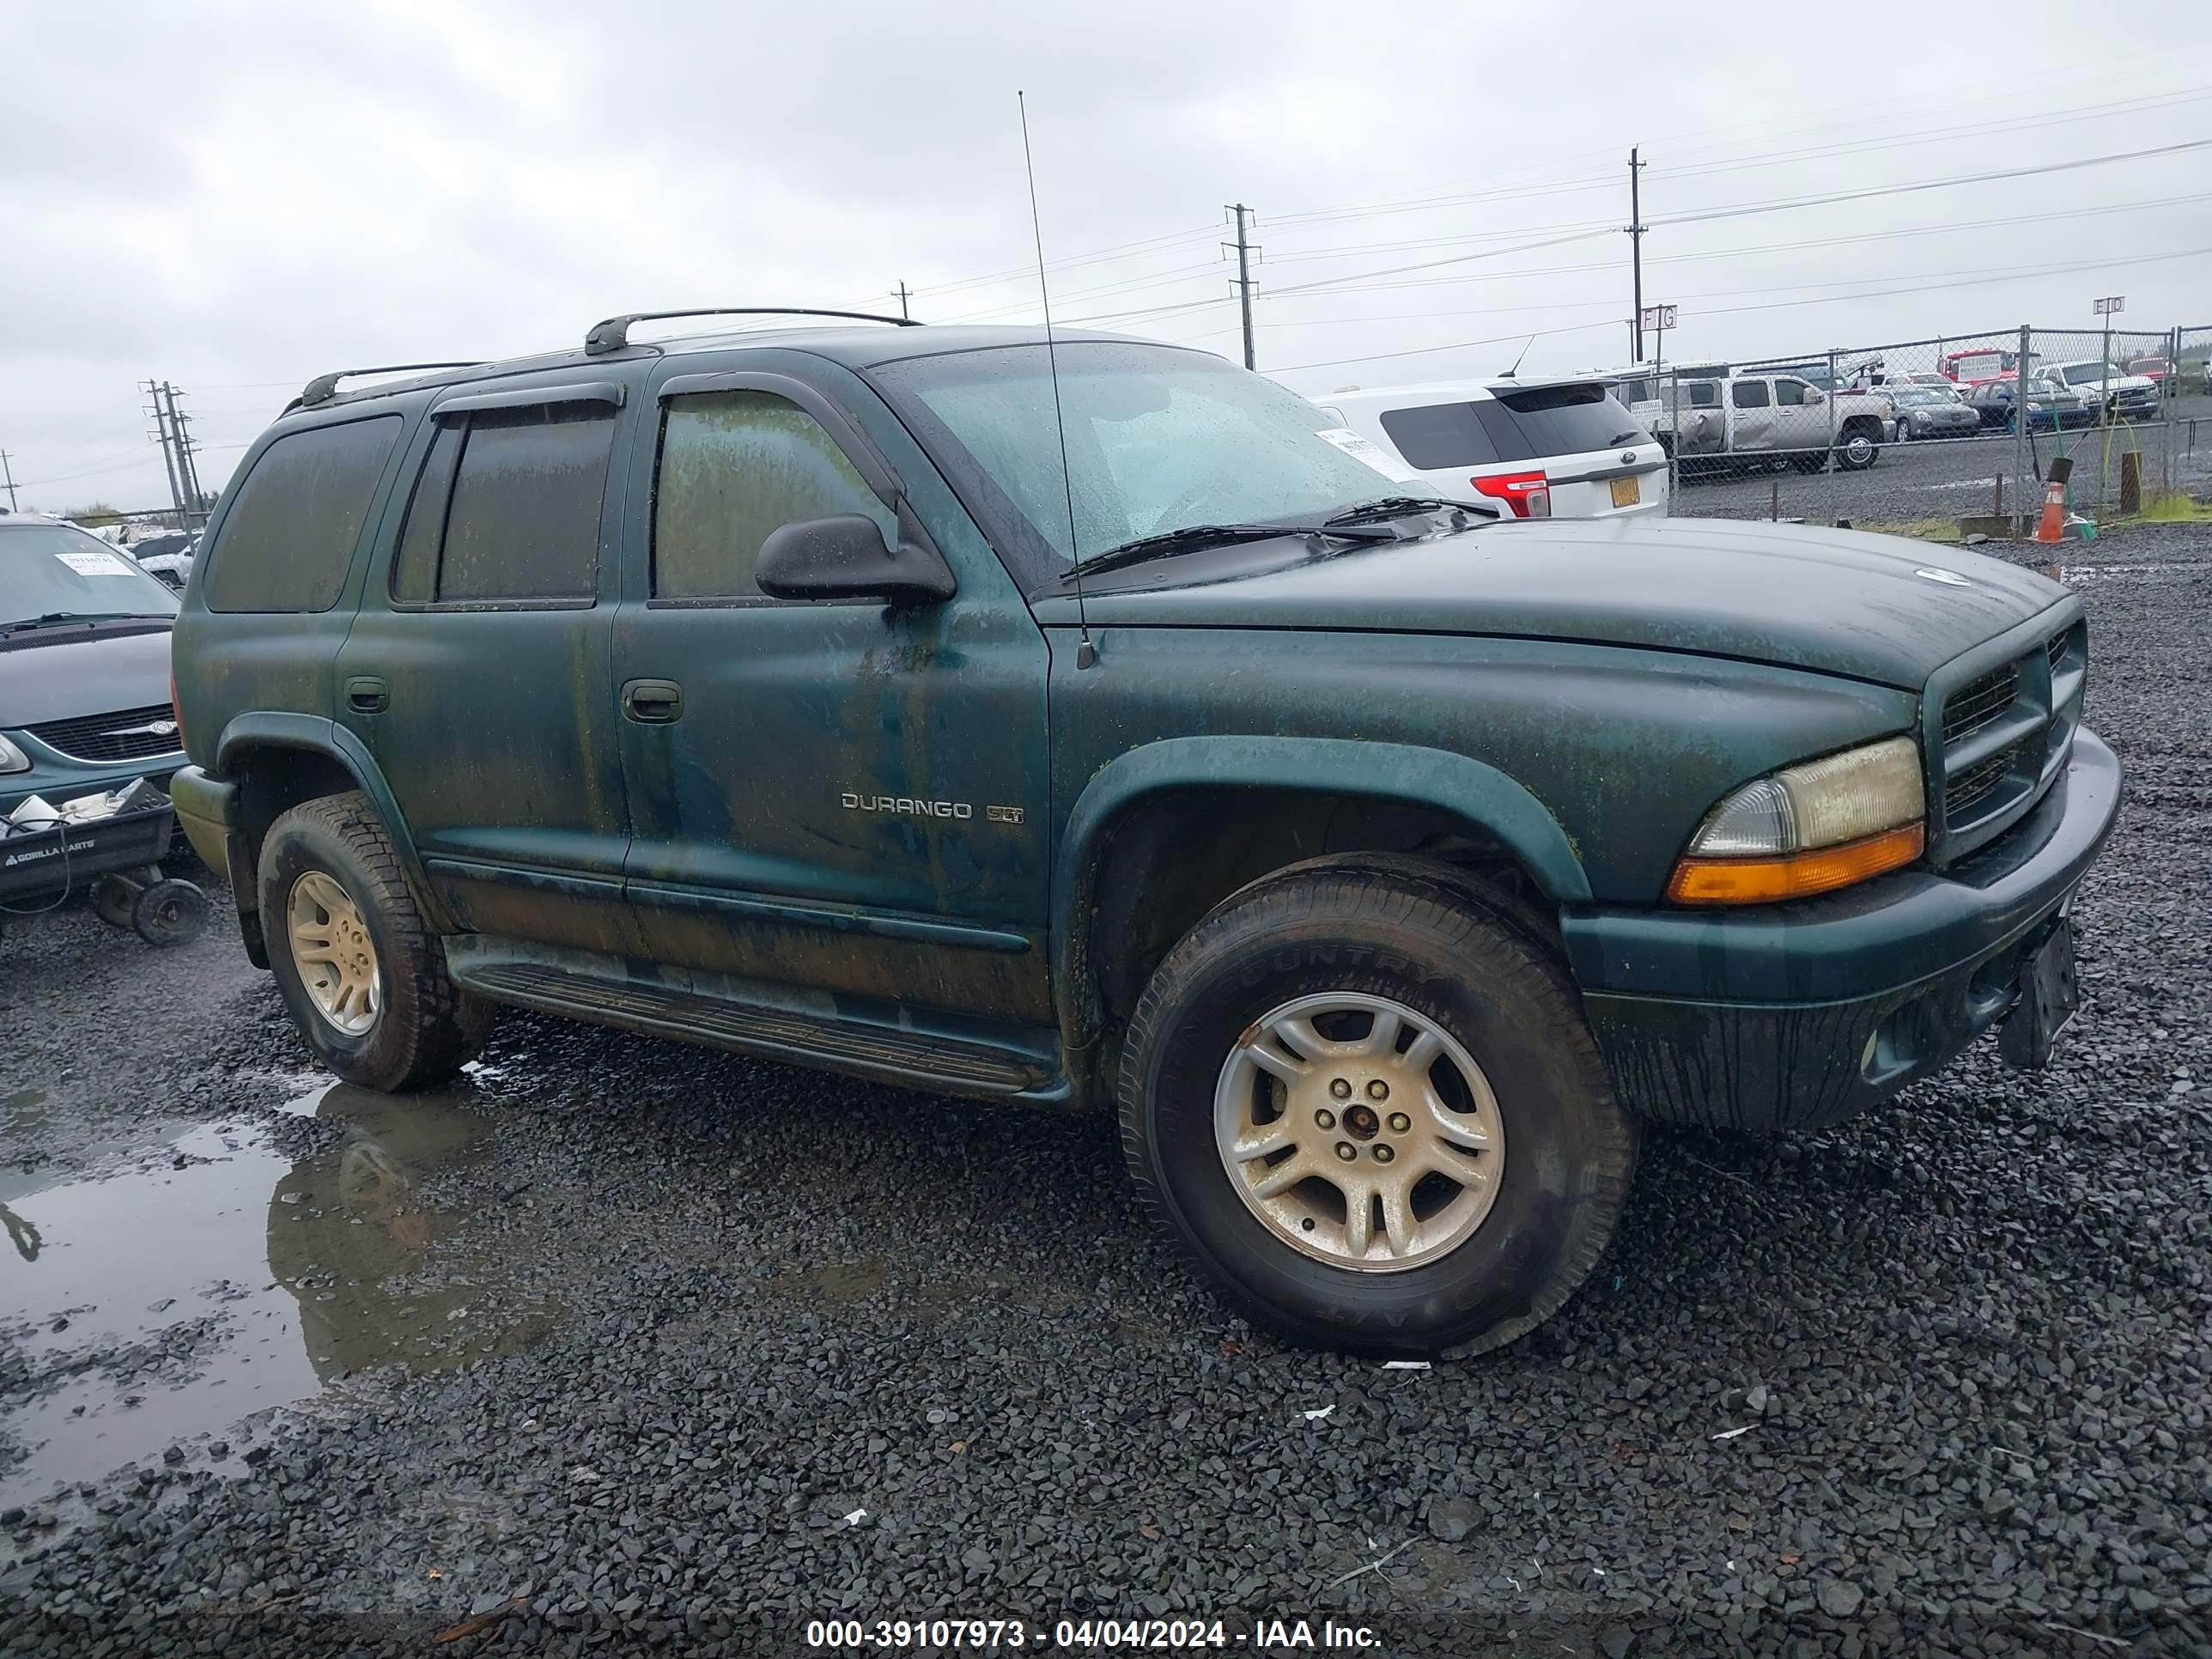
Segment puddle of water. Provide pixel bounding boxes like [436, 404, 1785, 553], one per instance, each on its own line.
[763, 1257, 890, 1306]
[3, 1090, 46, 1138]
[0, 1082, 557, 1510]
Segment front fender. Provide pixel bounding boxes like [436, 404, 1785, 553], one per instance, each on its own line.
[1049, 734, 1590, 1042]
[214, 711, 453, 933]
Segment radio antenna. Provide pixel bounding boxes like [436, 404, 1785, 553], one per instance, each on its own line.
[1018, 89, 1096, 671]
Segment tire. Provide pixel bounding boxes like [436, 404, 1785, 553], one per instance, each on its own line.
[258, 791, 492, 1091]
[89, 874, 140, 930]
[1117, 857, 1637, 1358]
[131, 878, 208, 946]
[1833, 422, 1881, 471]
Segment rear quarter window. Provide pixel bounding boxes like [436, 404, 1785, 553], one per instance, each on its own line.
[202, 416, 403, 613]
[1378, 384, 1639, 469]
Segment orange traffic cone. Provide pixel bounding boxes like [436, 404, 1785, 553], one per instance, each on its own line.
[2033, 456, 2073, 544]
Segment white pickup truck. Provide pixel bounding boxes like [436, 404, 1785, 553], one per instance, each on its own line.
[1607, 368, 1895, 472]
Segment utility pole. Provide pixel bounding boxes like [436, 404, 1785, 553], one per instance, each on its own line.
[0, 450, 17, 513]
[144, 379, 187, 525]
[1627, 148, 1648, 362]
[163, 383, 207, 523]
[1224, 204, 1258, 370]
[893, 281, 913, 321]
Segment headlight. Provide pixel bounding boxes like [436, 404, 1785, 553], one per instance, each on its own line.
[1668, 736, 1925, 904]
[0, 734, 30, 775]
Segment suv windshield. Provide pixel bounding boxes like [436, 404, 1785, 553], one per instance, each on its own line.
[1, 523, 181, 628]
[2060, 363, 2126, 386]
[869, 341, 1404, 580]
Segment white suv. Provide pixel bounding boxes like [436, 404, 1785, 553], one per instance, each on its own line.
[1312, 377, 1668, 520]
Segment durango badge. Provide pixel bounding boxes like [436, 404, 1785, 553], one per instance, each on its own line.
[841, 793, 971, 820]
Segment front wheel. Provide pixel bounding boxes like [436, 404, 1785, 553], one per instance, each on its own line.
[1117, 859, 1637, 1357]
[258, 791, 493, 1091]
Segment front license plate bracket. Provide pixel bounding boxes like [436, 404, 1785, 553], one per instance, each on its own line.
[1997, 915, 2078, 1071]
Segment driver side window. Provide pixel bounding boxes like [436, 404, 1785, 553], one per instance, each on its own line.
[653, 390, 895, 601]
[1776, 379, 1810, 407]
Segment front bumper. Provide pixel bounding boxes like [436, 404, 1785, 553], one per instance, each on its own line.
[1561, 728, 2121, 1133]
[2, 731, 184, 827]
[167, 764, 235, 872]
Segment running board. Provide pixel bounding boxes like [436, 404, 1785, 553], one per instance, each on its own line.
[448, 951, 1067, 1103]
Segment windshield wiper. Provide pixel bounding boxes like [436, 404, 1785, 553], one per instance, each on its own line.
[1063, 520, 1395, 581]
[1324, 495, 1489, 527]
[0, 611, 173, 635]
[1604, 430, 1644, 447]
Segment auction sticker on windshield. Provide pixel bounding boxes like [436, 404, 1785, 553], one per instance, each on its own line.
[56, 549, 137, 576]
[1313, 427, 1421, 482]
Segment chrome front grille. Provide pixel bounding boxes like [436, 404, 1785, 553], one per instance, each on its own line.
[22, 703, 184, 764]
[1934, 623, 2084, 856]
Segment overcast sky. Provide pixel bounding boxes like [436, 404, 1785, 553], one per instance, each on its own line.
[3, 0, 2208, 514]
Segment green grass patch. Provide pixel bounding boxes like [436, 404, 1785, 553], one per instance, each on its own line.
[2134, 490, 2212, 523]
[1856, 518, 1963, 543]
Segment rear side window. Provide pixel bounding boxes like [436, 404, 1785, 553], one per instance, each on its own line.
[203, 416, 402, 613]
[1686, 381, 1720, 408]
[392, 405, 615, 604]
[1378, 383, 1639, 469]
[1376, 403, 1499, 470]
[1732, 380, 1771, 409]
[653, 391, 894, 601]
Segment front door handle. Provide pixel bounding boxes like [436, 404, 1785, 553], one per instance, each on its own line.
[344, 676, 388, 715]
[621, 678, 684, 724]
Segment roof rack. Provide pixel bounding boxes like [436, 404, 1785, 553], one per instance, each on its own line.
[583, 307, 920, 356]
[298, 362, 489, 409]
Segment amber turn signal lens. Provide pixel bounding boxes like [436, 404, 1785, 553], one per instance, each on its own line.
[1667, 822, 1925, 905]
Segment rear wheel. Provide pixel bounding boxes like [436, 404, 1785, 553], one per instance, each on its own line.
[258, 792, 492, 1091]
[1118, 859, 1636, 1356]
[1833, 421, 1881, 471]
[89, 874, 140, 929]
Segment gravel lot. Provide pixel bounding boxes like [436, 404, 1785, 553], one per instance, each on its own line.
[1676, 396, 2212, 529]
[2, 526, 2208, 1657]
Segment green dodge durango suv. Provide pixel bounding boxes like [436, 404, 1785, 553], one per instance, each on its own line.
[167, 312, 2118, 1356]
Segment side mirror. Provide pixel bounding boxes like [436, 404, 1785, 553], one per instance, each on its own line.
[754, 514, 956, 606]
[1805, 390, 1826, 405]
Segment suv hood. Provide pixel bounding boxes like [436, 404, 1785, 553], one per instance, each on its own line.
[1048, 518, 2070, 690]
[0, 623, 175, 726]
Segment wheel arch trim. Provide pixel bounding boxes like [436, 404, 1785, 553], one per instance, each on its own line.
[1050, 735, 1590, 1046]
[214, 712, 454, 933]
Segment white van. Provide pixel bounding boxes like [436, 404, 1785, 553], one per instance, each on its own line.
[1313, 377, 1668, 520]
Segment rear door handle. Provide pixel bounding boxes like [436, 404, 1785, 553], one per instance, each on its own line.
[621, 678, 684, 724]
[344, 676, 388, 715]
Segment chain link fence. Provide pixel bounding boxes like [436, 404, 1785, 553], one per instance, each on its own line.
[1652, 320, 2212, 535]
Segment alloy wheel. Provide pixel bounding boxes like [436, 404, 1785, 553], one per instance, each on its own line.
[287, 870, 382, 1036]
[1212, 992, 1506, 1273]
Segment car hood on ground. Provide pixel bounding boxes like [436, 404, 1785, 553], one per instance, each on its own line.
[0, 623, 174, 726]
[1038, 518, 2070, 690]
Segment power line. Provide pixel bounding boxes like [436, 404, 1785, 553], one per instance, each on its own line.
[1218, 190, 2212, 314]
[1265, 242, 2212, 376]
[1653, 138, 2212, 228]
